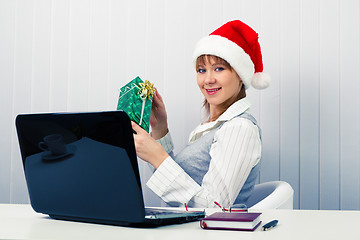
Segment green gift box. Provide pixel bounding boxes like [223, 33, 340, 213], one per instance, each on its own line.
[117, 76, 154, 132]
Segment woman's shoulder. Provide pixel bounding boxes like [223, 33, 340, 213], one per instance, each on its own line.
[212, 116, 260, 146]
[223, 113, 257, 128]
[215, 113, 259, 138]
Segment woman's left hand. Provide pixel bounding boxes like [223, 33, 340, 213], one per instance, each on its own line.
[131, 121, 169, 169]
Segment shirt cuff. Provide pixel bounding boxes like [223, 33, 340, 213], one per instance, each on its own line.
[156, 132, 174, 154]
[146, 156, 181, 196]
[146, 156, 201, 202]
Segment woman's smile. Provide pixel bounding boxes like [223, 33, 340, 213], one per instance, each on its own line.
[205, 87, 222, 95]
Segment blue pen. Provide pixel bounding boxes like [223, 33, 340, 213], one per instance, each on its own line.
[262, 220, 278, 231]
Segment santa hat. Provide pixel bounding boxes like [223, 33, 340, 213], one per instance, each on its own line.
[193, 20, 270, 90]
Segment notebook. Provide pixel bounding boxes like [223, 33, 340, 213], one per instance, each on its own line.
[200, 212, 262, 231]
[15, 110, 205, 227]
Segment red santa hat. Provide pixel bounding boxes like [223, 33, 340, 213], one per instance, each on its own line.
[193, 20, 270, 90]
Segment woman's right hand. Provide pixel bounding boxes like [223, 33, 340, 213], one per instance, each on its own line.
[150, 89, 168, 140]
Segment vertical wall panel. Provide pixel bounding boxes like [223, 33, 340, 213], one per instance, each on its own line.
[201, 0, 224, 35]
[339, 0, 360, 210]
[279, 0, 301, 209]
[238, 0, 261, 121]
[67, 0, 90, 112]
[50, 0, 70, 112]
[144, 0, 165, 92]
[259, 0, 281, 184]
[222, 0, 241, 23]
[125, 1, 146, 80]
[299, 0, 320, 210]
[32, 0, 52, 113]
[108, 0, 127, 110]
[0, 0, 16, 203]
[183, 0, 203, 129]
[163, 1, 188, 152]
[88, 0, 109, 112]
[319, 0, 341, 210]
[11, 0, 35, 203]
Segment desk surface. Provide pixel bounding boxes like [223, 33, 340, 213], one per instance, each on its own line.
[0, 204, 359, 240]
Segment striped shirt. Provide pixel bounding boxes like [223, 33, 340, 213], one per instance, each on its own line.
[146, 97, 262, 208]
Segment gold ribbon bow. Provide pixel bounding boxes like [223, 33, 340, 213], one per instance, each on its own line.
[138, 80, 155, 100]
[136, 80, 155, 126]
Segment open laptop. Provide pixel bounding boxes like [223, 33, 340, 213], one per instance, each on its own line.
[15, 111, 205, 227]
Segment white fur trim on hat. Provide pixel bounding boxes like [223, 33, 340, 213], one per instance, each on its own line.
[251, 72, 271, 89]
[193, 35, 254, 89]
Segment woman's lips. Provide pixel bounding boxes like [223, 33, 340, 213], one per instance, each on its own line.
[205, 87, 221, 95]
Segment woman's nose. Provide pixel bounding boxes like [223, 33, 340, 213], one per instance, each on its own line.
[204, 72, 216, 84]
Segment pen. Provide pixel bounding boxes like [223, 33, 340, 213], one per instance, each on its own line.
[262, 220, 278, 231]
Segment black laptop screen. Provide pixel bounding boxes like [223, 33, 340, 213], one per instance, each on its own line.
[15, 111, 140, 187]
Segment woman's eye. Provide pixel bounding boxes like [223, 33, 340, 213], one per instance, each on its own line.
[215, 67, 225, 72]
[197, 68, 206, 73]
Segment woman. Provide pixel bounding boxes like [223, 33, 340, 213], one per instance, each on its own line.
[131, 20, 270, 208]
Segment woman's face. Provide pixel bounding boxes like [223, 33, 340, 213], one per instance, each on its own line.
[196, 56, 242, 112]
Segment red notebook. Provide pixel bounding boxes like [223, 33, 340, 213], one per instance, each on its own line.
[200, 212, 262, 231]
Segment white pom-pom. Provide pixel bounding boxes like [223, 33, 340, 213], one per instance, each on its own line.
[251, 72, 271, 89]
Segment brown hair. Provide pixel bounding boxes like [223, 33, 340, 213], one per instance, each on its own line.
[196, 55, 246, 120]
[196, 55, 232, 71]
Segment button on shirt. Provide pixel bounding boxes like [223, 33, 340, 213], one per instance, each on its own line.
[146, 98, 262, 208]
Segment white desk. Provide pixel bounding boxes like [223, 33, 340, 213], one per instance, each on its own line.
[0, 204, 359, 240]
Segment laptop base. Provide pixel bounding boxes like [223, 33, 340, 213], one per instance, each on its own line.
[49, 212, 205, 228]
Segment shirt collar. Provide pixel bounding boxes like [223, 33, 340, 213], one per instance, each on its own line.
[217, 97, 251, 122]
[189, 98, 251, 141]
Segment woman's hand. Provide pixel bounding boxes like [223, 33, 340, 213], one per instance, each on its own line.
[132, 121, 169, 169]
[150, 89, 168, 140]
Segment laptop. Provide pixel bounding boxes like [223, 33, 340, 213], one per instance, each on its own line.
[15, 110, 205, 227]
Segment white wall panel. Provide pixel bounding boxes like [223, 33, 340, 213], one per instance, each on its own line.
[319, 0, 341, 210]
[163, 1, 188, 152]
[259, 0, 281, 184]
[32, 0, 51, 113]
[222, 0, 242, 23]
[50, 0, 70, 112]
[0, 0, 16, 203]
[238, 0, 261, 121]
[68, 0, 91, 112]
[1, 0, 360, 210]
[201, 0, 224, 36]
[11, 0, 34, 203]
[299, 0, 320, 210]
[88, 0, 110, 112]
[108, 0, 127, 110]
[279, 0, 301, 209]
[339, 0, 360, 210]
[182, 0, 203, 129]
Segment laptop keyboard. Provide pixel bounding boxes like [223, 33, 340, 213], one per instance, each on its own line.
[144, 208, 199, 219]
[145, 208, 179, 216]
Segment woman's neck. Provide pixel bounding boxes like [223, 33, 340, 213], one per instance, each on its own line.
[209, 107, 225, 122]
[208, 96, 243, 122]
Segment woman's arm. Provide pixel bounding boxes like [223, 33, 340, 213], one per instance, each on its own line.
[150, 90, 168, 140]
[132, 89, 171, 169]
[146, 118, 261, 208]
[132, 122, 169, 169]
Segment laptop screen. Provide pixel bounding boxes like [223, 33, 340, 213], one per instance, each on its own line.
[15, 111, 146, 224]
[16, 111, 138, 181]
